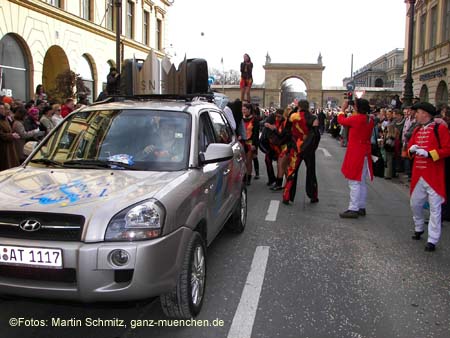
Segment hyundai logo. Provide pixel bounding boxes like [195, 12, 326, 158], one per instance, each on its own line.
[19, 219, 42, 232]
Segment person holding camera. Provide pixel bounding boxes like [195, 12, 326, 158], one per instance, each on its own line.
[338, 98, 374, 218]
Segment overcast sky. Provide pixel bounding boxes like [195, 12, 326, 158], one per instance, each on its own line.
[167, 0, 407, 89]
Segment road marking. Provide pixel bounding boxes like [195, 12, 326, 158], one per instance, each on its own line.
[227, 246, 270, 338]
[265, 200, 280, 221]
[318, 147, 332, 157]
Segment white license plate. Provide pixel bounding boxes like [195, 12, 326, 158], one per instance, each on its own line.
[0, 245, 63, 269]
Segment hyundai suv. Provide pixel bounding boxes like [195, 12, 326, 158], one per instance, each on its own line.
[0, 95, 247, 319]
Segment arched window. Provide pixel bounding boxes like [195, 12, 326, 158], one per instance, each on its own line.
[419, 84, 429, 102]
[374, 78, 384, 87]
[435, 81, 448, 107]
[0, 34, 29, 100]
[77, 55, 94, 104]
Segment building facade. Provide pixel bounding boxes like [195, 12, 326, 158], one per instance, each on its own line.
[404, 0, 449, 107]
[343, 49, 405, 90]
[0, 0, 173, 103]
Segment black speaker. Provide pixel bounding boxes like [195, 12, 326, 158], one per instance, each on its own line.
[186, 58, 209, 94]
[119, 59, 135, 96]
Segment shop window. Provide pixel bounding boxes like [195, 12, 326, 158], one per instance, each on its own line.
[436, 81, 448, 107]
[374, 78, 384, 87]
[0, 34, 29, 101]
[419, 84, 429, 102]
[77, 55, 95, 104]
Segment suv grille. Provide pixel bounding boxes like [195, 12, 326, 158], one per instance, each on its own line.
[0, 211, 85, 241]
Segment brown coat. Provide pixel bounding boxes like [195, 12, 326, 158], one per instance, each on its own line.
[0, 117, 20, 171]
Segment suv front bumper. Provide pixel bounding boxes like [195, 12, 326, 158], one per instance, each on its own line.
[0, 227, 193, 302]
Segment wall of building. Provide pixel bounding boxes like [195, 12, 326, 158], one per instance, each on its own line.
[0, 0, 171, 102]
[404, 0, 449, 106]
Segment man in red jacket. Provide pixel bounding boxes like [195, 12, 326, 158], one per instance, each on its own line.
[338, 99, 374, 218]
[407, 102, 450, 252]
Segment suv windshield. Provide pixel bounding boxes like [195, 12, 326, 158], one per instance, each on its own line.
[29, 109, 191, 171]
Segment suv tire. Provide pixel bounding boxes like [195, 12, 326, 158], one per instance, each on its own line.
[226, 188, 247, 233]
[160, 232, 206, 318]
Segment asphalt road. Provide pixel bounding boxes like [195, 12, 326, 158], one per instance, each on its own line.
[1, 134, 449, 338]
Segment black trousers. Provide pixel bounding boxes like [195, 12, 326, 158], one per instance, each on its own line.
[304, 152, 318, 200]
[289, 152, 318, 202]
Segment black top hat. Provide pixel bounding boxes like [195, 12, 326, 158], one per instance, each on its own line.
[411, 102, 437, 116]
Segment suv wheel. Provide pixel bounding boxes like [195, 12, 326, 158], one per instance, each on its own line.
[160, 232, 206, 318]
[226, 188, 247, 233]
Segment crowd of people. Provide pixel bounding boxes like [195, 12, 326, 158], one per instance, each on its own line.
[0, 85, 85, 171]
[1, 74, 450, 252]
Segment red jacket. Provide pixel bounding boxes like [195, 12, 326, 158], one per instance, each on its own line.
[60, 104, 73, 118]
[407, 121, 450, 200]
[338, 112, 374, 181]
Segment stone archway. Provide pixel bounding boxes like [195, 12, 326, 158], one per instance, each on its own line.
[263, 57, 325, 108]
[43, 45, 70, 99]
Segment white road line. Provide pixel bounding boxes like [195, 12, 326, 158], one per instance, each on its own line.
[227, 246, 270, 338]
[318, 147, 332, 157]
[265, 200, 280, 221]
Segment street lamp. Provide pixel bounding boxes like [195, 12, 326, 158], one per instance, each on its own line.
[115, 0, 122, 74]
[403, 0, 416, 106]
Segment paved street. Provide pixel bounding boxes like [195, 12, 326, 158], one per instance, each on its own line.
[1, 134, 449, 338]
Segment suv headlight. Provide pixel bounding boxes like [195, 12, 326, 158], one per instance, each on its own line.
[105, 199, 165, 241]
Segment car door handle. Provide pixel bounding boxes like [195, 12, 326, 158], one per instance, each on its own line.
[223, 169, 231, 176]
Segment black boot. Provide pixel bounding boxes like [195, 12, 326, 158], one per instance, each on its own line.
[411, 231, 424, 240]
[246, 174, 252, 186]
[425, 242, 436, 252]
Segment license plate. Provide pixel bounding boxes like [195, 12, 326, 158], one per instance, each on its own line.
[0, 245, 63, 269]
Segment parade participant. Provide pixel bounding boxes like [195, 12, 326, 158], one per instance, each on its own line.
[407, 102, 450, 252]
[301, 109, 321, 203]
[282, 100, 309, 204]
[338, 98, 374, 218]
[264, 108, 290, 189]
[240, 54, 253, 102]
[242, 102, 259, 185]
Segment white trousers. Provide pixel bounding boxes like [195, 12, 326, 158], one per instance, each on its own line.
[410, 177, 444, 244]
[347, 157, 369, 211]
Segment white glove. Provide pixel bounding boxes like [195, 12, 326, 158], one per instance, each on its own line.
[408, 144, 420, 153]
[416, 148, 429, 157]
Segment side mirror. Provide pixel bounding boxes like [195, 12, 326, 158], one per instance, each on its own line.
[199, 143, 233, 165]
[23, 141, 38, 156]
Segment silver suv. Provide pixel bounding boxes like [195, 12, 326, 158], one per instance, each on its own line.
[0, 96, 247, 319]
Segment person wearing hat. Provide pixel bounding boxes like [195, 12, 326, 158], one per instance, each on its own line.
[407, 102, 450, 252]
[338, 98, 374, 218]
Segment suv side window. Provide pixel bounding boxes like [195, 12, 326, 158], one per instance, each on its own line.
[199, 112, 216, 153]
[209, 110, 232, 144]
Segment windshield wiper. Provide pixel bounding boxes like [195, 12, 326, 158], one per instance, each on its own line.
[63, 159, 138, 170]
[29, 158, 64, 167]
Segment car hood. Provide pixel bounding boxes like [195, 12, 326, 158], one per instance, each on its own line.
[0, 167, 185, 216]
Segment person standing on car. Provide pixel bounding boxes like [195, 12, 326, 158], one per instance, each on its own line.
[338, 98, 374, 218]
[407, 102, 450, 252]
[240, 54, 253, 102]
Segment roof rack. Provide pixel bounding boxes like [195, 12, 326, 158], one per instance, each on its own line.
[105, 93, 215, 103]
